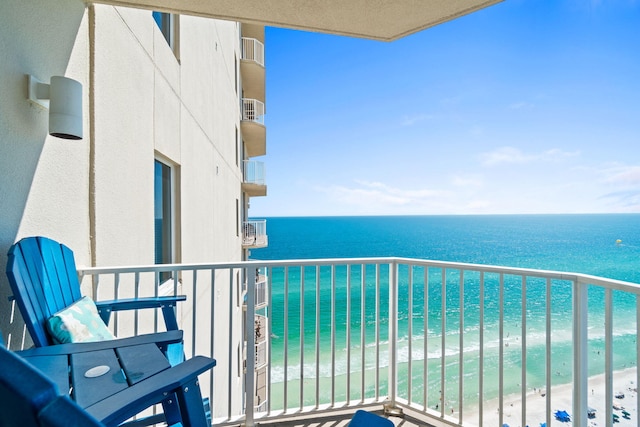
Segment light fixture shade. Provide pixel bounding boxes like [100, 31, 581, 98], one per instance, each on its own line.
[49, 76, 83, 140]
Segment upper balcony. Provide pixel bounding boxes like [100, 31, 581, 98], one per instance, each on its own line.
[241, 37, 265, 102]
[242, 219, 268, 249]
[242, 160, 266, 197]
[76, 258, 640, 427]
[241, 98, 266, 158]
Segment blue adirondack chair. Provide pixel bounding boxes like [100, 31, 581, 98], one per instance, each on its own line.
[0, 341, 103, 427]
[0, 333, 216, 427]
[5, 236, 185, 360]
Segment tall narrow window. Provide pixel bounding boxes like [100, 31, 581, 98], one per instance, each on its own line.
[236, 199, 240, 237]
[235, 127, 239, 166]
[234, 54, 238, 94]
[152, 12, 180, 58]
[155, 160, 173, 283]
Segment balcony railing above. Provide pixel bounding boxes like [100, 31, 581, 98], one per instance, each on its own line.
[242, 99, 265, 125]
[242, 160, 266, 197]
[241, 37, 264, 67]
[243, 160, 265, 185]
[242, 220, 268, 249]
[76, 258, 640, 427]
[241, 37, 265, 102]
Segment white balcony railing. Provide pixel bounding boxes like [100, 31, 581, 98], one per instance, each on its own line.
[255, 339, 268, 369]
[243, 160, 265, 186]
[243, 220, 267, 248]
[255, 275, 267, 308]
[242, 37, 265, 67]
[78, 258, 640, 427]
[242, 98, 265, 125]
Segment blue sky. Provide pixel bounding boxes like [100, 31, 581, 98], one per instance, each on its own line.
[250, 0, 640, 217]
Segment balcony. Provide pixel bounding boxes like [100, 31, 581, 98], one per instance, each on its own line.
[241, 98, 266, 158]
[255, 270, 268, 309]
[255, 315, 268, 369]
[243, 267, 268, 308]
[243, 219, 268, 248]
[242, 160, 267, 197]
[241, 37, 265, 102]
[77, 258, 640, 427]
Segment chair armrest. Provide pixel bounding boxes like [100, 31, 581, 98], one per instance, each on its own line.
[39, 395, 104, 427]
[16, 330, 184, 357]
[96, 295, 187, 311]
[96, 296, 187, 331]
[87, 356, 216, 426]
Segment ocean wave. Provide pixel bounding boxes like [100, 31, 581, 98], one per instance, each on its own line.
[269, 328, 638, 383]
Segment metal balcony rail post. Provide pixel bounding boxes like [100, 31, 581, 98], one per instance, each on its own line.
[572, 277, 588, 427]
[605, 285, 614, 427]
[388, 260, 399, 408]
[245, 266, 257, 427]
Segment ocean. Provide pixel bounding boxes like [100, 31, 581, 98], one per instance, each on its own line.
[251, 214, 640, 409]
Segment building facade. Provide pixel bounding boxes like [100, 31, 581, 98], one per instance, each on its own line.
[1, 0, 268, 416]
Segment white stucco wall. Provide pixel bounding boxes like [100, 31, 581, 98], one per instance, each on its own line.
[90, 6, 243, 267]
[0, 0, 90, 344]
[89, 5, 246, 416]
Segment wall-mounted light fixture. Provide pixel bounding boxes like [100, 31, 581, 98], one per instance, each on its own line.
[28, 75, 83, 140]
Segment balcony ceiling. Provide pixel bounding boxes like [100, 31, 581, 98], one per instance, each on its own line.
[93, 0, 502, 41]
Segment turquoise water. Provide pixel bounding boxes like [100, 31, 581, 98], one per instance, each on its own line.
[252, 214, 640, 408]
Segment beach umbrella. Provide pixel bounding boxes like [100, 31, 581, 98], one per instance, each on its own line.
[554, 410, 571, 422]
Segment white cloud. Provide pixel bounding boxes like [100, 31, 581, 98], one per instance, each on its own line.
[401, 113, 435, 126]
[508, 101, 534, 110]
[599, 190, 640, 212]
[481, 147, 531, 165]
[466, 200, 491, 210]
[452, 174, 483, 187]
[481, 146, 580, 166]
[541, 148, 581, 161]
[594, 165, 640, 212]
[603, 165, 640, 186]
[314, 180, 453, 213]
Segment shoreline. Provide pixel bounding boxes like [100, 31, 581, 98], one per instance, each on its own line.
[464, 368, 638, 427]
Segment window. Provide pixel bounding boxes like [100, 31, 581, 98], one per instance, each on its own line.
[234, 54, 238, 94]
[154, 159, 173, 283]
[236, 271, 241, 308]
[236, 199, 240, 237]
[153, 12, 179, 57]
[235, 127, 239, 166]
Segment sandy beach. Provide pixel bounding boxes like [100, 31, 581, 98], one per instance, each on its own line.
[464, 368, 638, 427]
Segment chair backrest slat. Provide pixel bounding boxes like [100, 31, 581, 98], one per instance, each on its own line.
[39, 237, 81, 307]
[6, 236, 83, 347]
